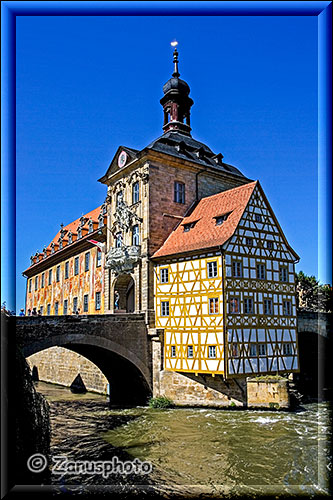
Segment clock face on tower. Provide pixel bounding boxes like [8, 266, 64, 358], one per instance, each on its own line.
[118, 151, 128, 168]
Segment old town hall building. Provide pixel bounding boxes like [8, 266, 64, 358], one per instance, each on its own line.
[24, 48, 299, 403]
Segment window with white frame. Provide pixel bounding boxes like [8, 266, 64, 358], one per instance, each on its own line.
[264, 299, 273, 315]
[77, 227, 82, 239]
[115, 232, 123, 248]
[232, 260, 242, 277]
[74, 257, 79, 275]
[161, 301, 169, 316]
[65, 261, 69, 279]
[85, 252, 90, 272]
[209, 297, 219, 314]
[249, 343, 257, 356]
[83, 294, 89, 313]
[132, 182, 139, 204]
[187, 345, 194, 358]
[132, 225, 140, 246]
[229, 297, 239, 314]
[283, 300, 292, 316]
[171, 345, 176, 357]
[208, 346, 216, 359]
[88, 220, 93, 233]
[116, 191, 123, 207]
[207, 261, 218, 278]
[97, 249, 102, 267]
[283, 343, 293, 355]
[174, 181, 185, 204]
[95, 292, 101, 310]
[258, 343, 266, 356]
[160, 268, 169, 283]
[244, 298, 254, 314]
[279, 266, 288, 282]
[257, 263, 266, 280]
[68, 231, 73, 244]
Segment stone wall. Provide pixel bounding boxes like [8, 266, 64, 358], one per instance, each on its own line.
[247, 377, 289, 408]
[27, 347, 109, 394]
[156, 369, 247, 407]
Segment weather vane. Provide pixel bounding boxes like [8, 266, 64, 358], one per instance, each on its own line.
[171, 40, 178, 47]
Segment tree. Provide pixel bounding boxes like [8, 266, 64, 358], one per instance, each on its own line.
[295, 271, 332, 312]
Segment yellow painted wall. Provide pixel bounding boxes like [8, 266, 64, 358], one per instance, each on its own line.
[155, 253, 225, 375]
[26, 246, 105, 315]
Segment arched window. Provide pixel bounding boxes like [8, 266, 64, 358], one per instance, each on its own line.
[115, 232, 123, 248]
[132, 225, 140, 246]
[132, 182, 139, 204]
[98, 214, 104, 228]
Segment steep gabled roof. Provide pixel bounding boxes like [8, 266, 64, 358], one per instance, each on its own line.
[152, 182, 257, 259]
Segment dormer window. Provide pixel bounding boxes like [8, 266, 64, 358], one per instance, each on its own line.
[30, 255, 35, 265]
[182, 221, 198, 232]
[98, 213, 104, 228]
[195, 147, 205, 159]
[58, 238, 63, 249]
[214, 212, 231, 225]
[79, 215, 86, 227]
[68, 231, 72, 244]
[102, 203, 107, 215]
[88, 219, 94, 234]
[51, 242, 55, 254]
[77, 227, 82, 240]
[43, 247, 47, 258]
[213, 153, 224, 165]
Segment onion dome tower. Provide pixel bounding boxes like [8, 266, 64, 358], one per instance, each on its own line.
[160, 46, 194, 136]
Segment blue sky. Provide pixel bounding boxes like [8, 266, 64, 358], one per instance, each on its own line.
[10, 12, 324, 311]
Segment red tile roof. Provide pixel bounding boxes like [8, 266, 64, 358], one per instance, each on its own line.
[152, 182, 258, 258]
[25, 206, 103, 271]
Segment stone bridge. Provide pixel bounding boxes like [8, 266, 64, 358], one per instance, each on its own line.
[15, 314, 152, 406]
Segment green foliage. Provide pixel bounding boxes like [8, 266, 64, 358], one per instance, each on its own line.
[269, 402, 280, 409]
[230, 401, 236, 407]
[252, 375, 286, 381]
[295, 271, 332, 312]
[148, 396, 174, 409]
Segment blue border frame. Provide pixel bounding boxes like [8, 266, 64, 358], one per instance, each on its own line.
[1, 0, 332, 497]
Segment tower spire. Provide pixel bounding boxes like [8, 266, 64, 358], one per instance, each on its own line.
[172, 47, 180, 78]
[160, 41, 194, 136]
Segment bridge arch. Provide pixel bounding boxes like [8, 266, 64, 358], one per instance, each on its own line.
[24, 335, 152, 406]
[18, 314, 153, 407]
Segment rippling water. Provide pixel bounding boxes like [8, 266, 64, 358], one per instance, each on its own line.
[36, 382, 332, 497]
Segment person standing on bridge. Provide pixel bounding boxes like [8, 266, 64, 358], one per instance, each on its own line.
[115, 290, 120, 310]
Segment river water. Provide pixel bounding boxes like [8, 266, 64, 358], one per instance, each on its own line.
[35, 381, 331, 497]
